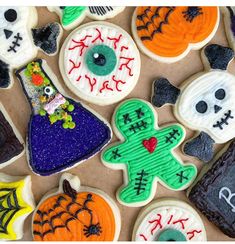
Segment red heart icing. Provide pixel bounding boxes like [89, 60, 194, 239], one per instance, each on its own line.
[142, 137, 157, 153]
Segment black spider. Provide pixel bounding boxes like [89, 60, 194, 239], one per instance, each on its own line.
[83, 223, 102, 237]
[182, 7, 203, 22]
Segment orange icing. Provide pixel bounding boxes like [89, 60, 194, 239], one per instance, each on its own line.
[136, 7, 218, 57]
[33, 192, 116, 241]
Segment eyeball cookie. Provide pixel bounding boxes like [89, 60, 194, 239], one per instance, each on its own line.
[132, 7, 219, 63]
[132, 199, 206, 241]
[59, 21, 141, 106]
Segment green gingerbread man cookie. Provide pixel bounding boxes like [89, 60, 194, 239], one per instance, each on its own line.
[102, 99, 197, 207]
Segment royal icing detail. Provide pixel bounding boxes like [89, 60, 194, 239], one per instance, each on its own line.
[60, 22, 141, 106]
[132, 7, 219, 62]
[133, 199, 206, 241]
[102, 99, 197, 206]
[33, 173, 120, 241]
[15, 59, 112, 176]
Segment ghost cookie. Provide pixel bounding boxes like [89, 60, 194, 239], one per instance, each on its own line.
[132, 7, 219, 63]
[0, 7, 62, 88]
[48, 6, 125, 30]
[152, 44, 235, 162]
[0, 173, 35, 241]
[15, 59, 112, 176]
[132, 199, 206, 241]
[59, 21, 141, 106]
[101, 99, 197, 207]
[32, 173, 121, 241]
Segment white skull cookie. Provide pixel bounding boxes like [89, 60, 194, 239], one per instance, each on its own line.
[0, 7, 62, 88]
[152, 44, 235, 162]
[59, 21, 141, 106]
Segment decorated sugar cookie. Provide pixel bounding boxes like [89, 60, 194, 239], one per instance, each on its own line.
[59, 21, 141, 106]
[101, 99, 197, 207]
[132, 7, 219, 63]
[0, 173, 35, 241]
[0, 7, 62, 88]
[152, 44, 235, 162]
[48, 6, 125, 30]
[15, 59, 112, 176]
[132, 199, 206, 241]
[32, 173, 121, 241]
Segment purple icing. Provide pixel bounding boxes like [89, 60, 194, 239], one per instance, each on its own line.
[231, 16, 235, 37]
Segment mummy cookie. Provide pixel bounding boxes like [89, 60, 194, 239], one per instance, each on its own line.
[15, 59, 112, 176]
[101, 99, 197, 207]
[0, 173, 35, 241]
[48, 6, 125, 30]
[132, 7, 219, 63]
[132, 199, 206, 241]
[152, 44, 235, 162]
[59, 21, 141, 106]
[32, 173, 121, 241]
[0, 7, 62, 88]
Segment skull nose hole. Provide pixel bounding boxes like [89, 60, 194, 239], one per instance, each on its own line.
[4, 29, 13, 39]
[214, 105, 222, 114]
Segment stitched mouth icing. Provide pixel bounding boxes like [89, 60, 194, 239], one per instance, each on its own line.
[129, 120, 147, 133]
[7, 33, 23, 53]
[213, 110, 234, 130]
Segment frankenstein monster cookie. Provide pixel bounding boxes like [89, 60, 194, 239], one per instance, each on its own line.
[15, 59, 111, 176]
[102, 99, 197, 207]
[59, 21, 141, 105]
[32, 173, 121, 241]
[132, 199, 206, 241]
[132, 7, 219, 63]
[0, 173, 35, 241]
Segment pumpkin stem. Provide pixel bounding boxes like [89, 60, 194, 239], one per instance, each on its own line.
[63, 179, 77, 199]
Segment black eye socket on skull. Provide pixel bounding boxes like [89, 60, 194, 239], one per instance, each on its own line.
[215, 88, 226, 100]
[196, 100, 208, 114]
[4, 9, 17, 22]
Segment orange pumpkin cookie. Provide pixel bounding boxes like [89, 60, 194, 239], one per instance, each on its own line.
[32, 173, 121, 241]
[132, 7, 219, 63]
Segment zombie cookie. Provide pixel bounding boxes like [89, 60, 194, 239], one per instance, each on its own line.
[15, 59, 112, 176]
[132, 7, 219, 63]
[0, 173, 35, 241]
[0, 7, 62, 88]
[152, 44, 235, 162]
[48, 6, 125, 30]
[132, 199, 206, 241]
[101, 99, 197, 207]
[32, 173, 121, 241]
[59, 21, 141, 106]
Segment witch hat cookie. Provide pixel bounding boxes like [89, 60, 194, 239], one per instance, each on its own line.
[15, 59, 112, 176]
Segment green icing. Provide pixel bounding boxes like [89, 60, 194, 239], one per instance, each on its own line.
[157, 229, 187, 241]
[62, 6, 87, 26]
[102, 99, 197, 205]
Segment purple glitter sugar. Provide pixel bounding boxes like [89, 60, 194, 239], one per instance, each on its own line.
[231, 16, 235, 36]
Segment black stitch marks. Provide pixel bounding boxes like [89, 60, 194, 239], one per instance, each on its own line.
[111, 149, 121, 159]
[182, 7, 203, 22]
[134, 170, 148, 195]
[176, 171, 188, 183]
[213, 110, 234, 130]
[165, 129, 180, 144]
[129, 121, 147, 133]
[7, 33, 22, 53]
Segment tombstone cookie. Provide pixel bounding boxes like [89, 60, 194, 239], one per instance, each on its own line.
[15, 59, 112, 176]
[132, 199, 206, 241]
[101, 99, 197, 207]
[132, 7, 219, 63]
[152, 44, 235, 162]
[0, 173, 35, 240]
[32, 173, 121, 241]
[59, 21, 141, 106]
[48, 6, 125, 30]
[0, 6, 62, 88]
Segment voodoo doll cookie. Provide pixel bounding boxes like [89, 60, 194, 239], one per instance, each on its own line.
[48, 6, 125, 30]
[132, 199, 206, 241]
[132, 7, 219, 63]
[15, 59, 112, 176]
[152, 44, 235, 162]
[59, 21, 141, 106]
[0, 173, 35, 240]
[0, 6, 62, 88]
[32, 173, 121, 241]
[102, 99, 197, 207]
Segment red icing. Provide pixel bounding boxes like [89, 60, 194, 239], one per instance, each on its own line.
[107, 34, 122, 49]
[148, 213, 163, 235]
[142, 137, 157, 153]
[76, 76, 81, 82]
[187, 230, 202, 240]
[121, 46, 129, 52]
[172, 218, 189, 230]
[85, 75, 97, 92]
[80, 35, 92, 42]
[99, 81, 113, 93]
[167, 214, 173, 225]
[139, 234, 147, 241]
[69, 39, 88, 56]
[119, 56, 134, 76]
[112, 75, 126, 92]
[92, 28, 104, 43]
[32, 74, 44, 86]
[68, 59, 81, 75]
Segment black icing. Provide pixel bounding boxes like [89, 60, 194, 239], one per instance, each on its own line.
[215, 88, 226, 100]
[195, 100, 208, 113]
[4, 9, 17, 22]
[0, 60, 10, 88]
[151, 78, 180, 107]
[4, 29, 13, 39]
[183, 131, 215, 162]
[204, 44, 234, 70]
[182, 7, 203, 22]
[93, 53, 106, 66]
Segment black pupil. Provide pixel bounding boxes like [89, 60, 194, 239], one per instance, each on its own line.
[196, 100, 208, 113]
[4, 9, 17, 22]
[93, 53, 106, 66]
[45, 88, 51, 93]
[215, 88, 226, 100]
